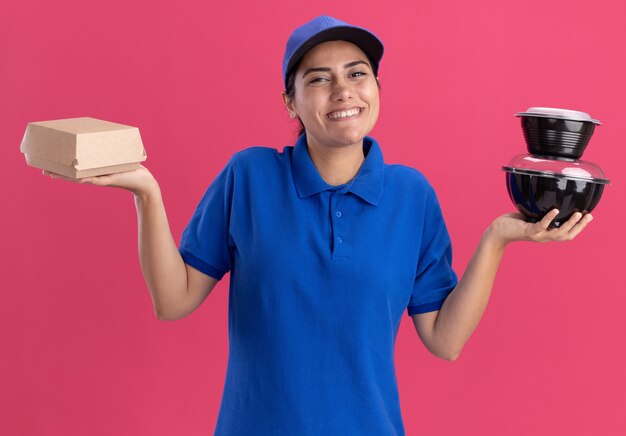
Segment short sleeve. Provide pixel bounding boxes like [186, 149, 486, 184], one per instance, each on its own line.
[178, 158, 236, 281]
[406, 187, 458, 316]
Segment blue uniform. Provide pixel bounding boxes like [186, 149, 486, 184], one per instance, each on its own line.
[178, 134, 458, 435]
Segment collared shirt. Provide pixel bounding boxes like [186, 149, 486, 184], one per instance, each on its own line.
[178, 134, 458, 435]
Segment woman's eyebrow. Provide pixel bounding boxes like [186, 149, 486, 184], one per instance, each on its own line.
[301, 60, 370, 79]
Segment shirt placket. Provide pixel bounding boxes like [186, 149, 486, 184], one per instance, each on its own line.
[330, 190, 348, 262]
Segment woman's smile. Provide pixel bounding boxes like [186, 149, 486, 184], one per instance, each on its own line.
[326, 107, 364, 120]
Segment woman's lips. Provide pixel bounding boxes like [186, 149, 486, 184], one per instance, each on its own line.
[326, 107, 364, 120]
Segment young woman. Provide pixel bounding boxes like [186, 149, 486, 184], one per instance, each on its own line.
[44, 15, 592, 436]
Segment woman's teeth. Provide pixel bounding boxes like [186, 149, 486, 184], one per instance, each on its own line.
[327, 108, 361, 119]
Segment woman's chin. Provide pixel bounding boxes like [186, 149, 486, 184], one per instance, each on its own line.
[326, 129, 369, 147]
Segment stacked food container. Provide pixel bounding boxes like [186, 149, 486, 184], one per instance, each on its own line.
[503, 107, 610, 227]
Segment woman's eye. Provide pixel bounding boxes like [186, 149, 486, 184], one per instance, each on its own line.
[310, 77, 329, 84]
[351, 71, 367, 78]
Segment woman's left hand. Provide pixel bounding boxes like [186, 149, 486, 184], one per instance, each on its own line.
[487, 208, 593, 247]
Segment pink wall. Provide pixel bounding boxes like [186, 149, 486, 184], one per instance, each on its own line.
[2, 0, 625, 435]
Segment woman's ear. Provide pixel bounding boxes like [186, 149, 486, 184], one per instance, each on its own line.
[281, 91, 297, 119]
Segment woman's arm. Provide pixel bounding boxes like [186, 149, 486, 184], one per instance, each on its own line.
[44, 166, 218, 320]
[135, 186, 219, 320]
[413, 209, 593, 361]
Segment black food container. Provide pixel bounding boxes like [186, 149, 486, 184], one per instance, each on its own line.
[516, 107, 602, 159]
[503, 154, 610, 227]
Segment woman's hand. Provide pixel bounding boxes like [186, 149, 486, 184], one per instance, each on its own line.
[486, 209, 594, 248]
[43, 164, 158, 197]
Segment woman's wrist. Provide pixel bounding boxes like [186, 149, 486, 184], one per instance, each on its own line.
[481, 220, 510, 252]
[133, 177, 161, 202]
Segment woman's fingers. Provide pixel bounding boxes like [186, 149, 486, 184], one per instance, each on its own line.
[534, 211, 592, 242]
[525, 209, 595, 242]
[43, 169, 78, 183]
[42, 165, 158, 196]
[557, 212, 583, 234]
[43, 169, 109, 185]
[535, 209, 560, 232]
[564, 213, 593, 240]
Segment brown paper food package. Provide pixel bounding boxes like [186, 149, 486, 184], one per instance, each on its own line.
[20, 117, 147, 179]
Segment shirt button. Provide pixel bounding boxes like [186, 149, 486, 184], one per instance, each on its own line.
[336, 211, 342, 218]
[337, 237, 343, 244]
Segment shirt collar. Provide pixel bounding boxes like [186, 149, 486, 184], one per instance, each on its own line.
[291, 134, 385, 206]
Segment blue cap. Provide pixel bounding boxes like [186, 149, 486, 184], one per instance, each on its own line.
[282, 15, 384, 89]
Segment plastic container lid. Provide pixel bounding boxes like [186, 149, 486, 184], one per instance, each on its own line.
[515, 107, 602, 125]
[502, 153, 610, 184]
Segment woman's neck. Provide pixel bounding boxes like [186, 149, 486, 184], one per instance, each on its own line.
[306, 140, 365, 186]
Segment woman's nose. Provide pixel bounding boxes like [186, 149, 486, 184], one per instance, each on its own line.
[331, 78, 354, 101]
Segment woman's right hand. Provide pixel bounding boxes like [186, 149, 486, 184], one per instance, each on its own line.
[43, 164, 158, 197]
